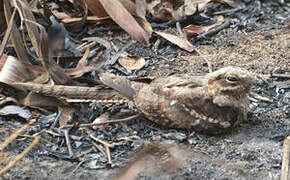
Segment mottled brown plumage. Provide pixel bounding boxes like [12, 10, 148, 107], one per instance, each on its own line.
[101, 67, 255, 134]
[10, 67, 256, 134]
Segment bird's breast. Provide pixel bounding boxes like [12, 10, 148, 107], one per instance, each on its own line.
[134, 85, 246, 135]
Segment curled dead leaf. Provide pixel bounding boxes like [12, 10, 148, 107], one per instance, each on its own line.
[155, 31, 195, 52]
[147, 0, 174, 22]
[118, 53, 145, 73]
[65, 48, 92, 78]
[45, 0, 88, 32]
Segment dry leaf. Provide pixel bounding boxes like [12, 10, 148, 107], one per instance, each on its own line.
[98, 0, 149, 44]
[67, 66, 99, 79]
[18, 0, 41, 58]
[87, 0, 152, 34]
[3, 0, 30, 63]
[58, 106, 75, 127]
[0, 56, 39, 84]
[148, 1, 174, 22]
[65, 46, 104, 78]
[16, 0, 70, 86]
[0, 105, 31, 119]
[148, 0, 213, 22]
[155, 31, 194, 52]
[183, 0, 211, 16]
[183, 24, 205, 38]
[135, 0, 152, 34]
[48, 61, 72, 85]
[92, 112, 110, 130]
[86, 16, 112, 24]
[0, 0, 6, 35]
[0, 54, 8, 71]
[72, 47, 90, 68]
[118, 53, 145, 73]
[135, 0, 147, 19]
[46, 0, 88, 32]
[0, 8, 16, 58]
[86, 0, 108, 17]
[218, 0, 237, 7]
[184, 16, 225, 39]
[65, 48, 94, 78]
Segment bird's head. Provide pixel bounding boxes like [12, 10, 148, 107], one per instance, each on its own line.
[203, 67, 256, 96]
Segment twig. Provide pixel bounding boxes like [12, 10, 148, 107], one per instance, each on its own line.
[106, 40, 134, 65]
[90, 134, 113, 148]
[105, 145, 113, 166]
[61, 114, 140, 129]
[63, 129, 73, 157]
[45, 130, 62, 137]
[0, 136, 40, 175]
[75, 148, 94, 159]
[49, 110, 63, 130]
[212, 8, 243, 15]
[82, 37, 112, 50]
[0, 8, 16, 58]
[70, 160, 87, 176]
[193, 20, 231, 42]
[281, 136, 290, 180]
[80, 114, 140, 128]
[17, 133, 58, 147]
[92, 142, 106, 156]
[250, 92, 273, 103]
[91, 137, 114, 166]
[269, 73, 290, 79]
[176, 22, 186, 40]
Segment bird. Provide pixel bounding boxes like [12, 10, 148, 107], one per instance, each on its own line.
[8, 66, 256, 134]
[100, 67, 256, 134]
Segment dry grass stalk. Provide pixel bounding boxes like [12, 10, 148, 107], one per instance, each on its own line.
[0, 119, 34, 151]
[281, 136, 290, 180]
[0, 136, 40, 175]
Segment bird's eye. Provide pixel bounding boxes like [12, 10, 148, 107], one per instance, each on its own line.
[226, 76, 239, 82]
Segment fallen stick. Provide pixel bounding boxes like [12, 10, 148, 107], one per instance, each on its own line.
[269, 73, 290, 79]
[281, 136, 290, 180]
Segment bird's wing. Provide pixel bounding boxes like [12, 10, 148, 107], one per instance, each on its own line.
[150, 74, 204, 89]
[99, 72, 146, 99]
